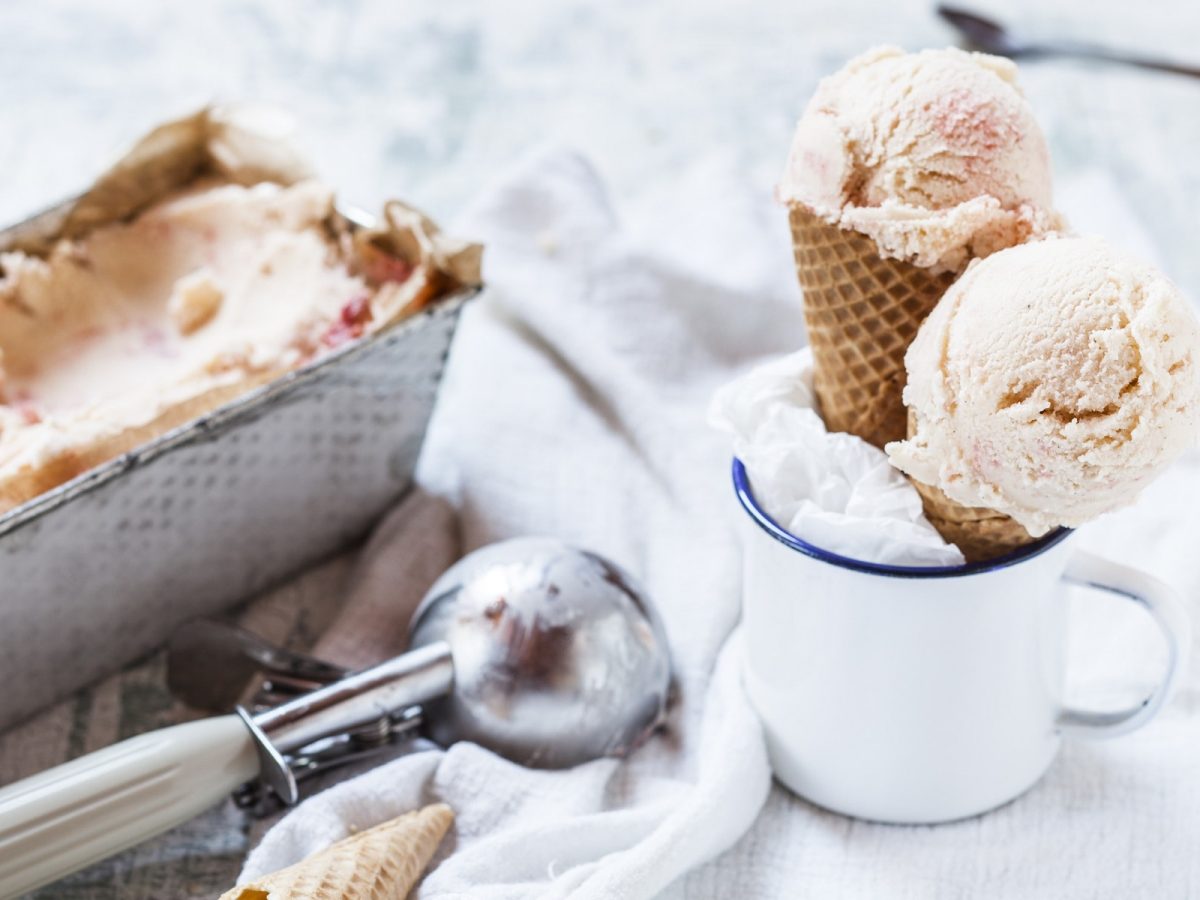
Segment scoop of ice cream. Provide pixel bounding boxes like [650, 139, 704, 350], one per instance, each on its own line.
[887, 236, 1200, 535]
[780, 46, 1061, 272]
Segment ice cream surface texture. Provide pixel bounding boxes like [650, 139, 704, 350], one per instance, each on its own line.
[0, 175, 477, 513]
[0, 107, 481, 514]
[780, 46, 1060, 272]
[2, 181, 372, 413]
[887, 236, 1200, 536]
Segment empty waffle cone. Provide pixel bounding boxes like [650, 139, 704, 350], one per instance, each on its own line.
[221, 803, 454, 900]
[789, 204, 957, 449]
[904, 412, 1035, 563]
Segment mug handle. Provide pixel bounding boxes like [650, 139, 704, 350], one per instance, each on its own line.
[1057, 549, 1192, 739]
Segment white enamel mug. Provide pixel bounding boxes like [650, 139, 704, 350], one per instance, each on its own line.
[733, 460, 1191, 824]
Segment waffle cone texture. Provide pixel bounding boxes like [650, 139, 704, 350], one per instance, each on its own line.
[908, 478, 1035, 563]
[221, 803, 454, 900]
[789, 204, 957, 449]
[901, 410, 1035, 563]
[790, 204, 1037, 562]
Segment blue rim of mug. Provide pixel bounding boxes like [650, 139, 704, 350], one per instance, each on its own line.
[732, 458, 1071, 579]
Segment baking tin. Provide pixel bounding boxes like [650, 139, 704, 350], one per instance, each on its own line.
[0, 111, 480, 728]
[0, 275, 474, 729]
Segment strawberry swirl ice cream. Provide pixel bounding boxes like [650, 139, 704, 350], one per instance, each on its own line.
[780, 46, 1063, 273]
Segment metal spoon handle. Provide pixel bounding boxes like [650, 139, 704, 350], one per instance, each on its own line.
[1028, 41, 1200, 78]
[0, 716, 258, 899]
[937, 5, 1200, 80]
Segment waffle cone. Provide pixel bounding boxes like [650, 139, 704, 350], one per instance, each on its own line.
[903, 413, 1035, 563]
[910, 479, 1036, 563]
[222, 803, 454, 900]
[789, 204, 957, 449]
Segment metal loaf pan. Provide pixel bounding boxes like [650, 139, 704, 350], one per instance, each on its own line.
[0, 110, 480, 728]
[0, 283, 475, 729]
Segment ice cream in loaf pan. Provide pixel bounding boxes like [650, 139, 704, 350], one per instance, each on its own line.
[0, 108, 481, 513]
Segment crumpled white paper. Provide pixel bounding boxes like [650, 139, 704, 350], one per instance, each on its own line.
[709, 349, 964, 567]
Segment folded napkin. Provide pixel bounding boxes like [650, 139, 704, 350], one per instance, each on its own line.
[241, 150, 1200, 899]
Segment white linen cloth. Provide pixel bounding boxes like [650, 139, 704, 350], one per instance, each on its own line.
[240, 150, 1200, 898]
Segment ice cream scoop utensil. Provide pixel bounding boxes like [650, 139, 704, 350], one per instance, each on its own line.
[0, 538, 671, 898]
[0, 645, 448, 900]
[938, 5, 1200, 78]
[407, 537, 673, 767]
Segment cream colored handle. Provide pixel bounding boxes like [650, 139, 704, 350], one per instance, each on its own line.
[0, 715, 258, 899]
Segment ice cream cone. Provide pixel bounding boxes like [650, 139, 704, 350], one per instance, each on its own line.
[902, 411, 1034, 563]
[909, 478, 1035, 563]
[221, 803, 454, 900]
[789, 204, 957, 449]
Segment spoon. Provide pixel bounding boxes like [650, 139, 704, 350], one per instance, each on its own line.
[937, 5, 1200, 79]
[0, 538, 672, 898]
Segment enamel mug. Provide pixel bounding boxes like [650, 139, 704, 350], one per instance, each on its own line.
[733, 460, 1190, 824]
